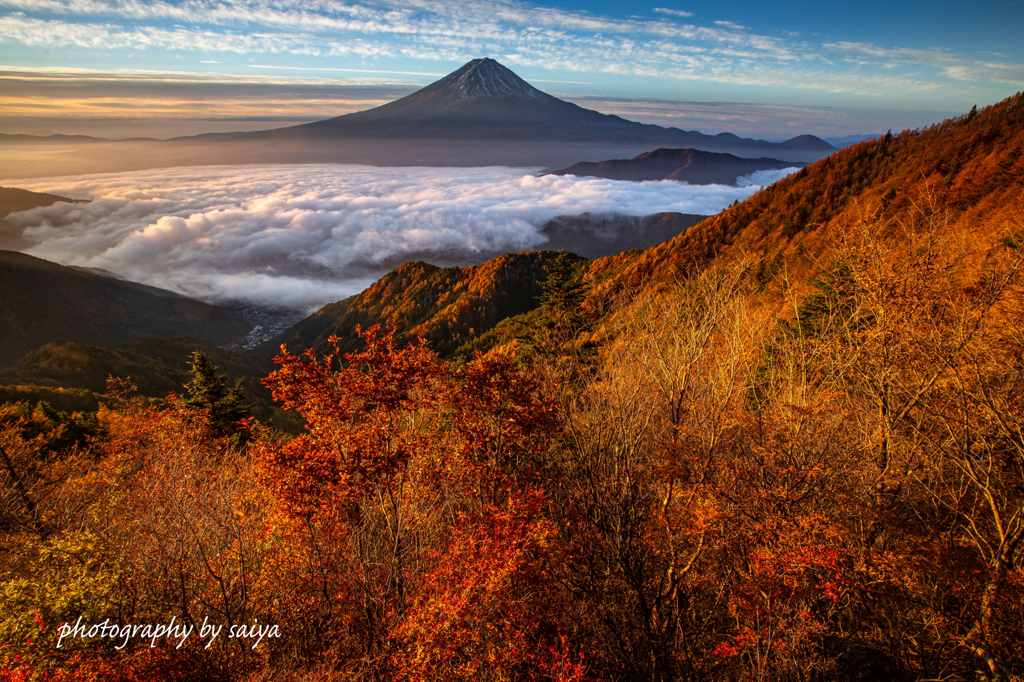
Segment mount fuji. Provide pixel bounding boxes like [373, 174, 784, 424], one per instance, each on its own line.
[4, 59, 836, 177]
[212, 59, 834, 154]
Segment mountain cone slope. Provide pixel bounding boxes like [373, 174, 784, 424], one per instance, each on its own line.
[210, 58, 833, 153]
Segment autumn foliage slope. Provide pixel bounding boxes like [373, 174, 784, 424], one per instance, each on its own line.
[587, 93, 1024, 303]
[2, 94, 1024, 682]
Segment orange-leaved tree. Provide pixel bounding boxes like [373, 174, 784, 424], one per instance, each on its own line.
[257, 326, 576, 680]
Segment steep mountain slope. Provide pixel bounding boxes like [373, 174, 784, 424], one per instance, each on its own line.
[204, 59, 834, 154]
[550, 148, 800, 185]
[586, 94, 1024, 301]
[258, 251, 572, 361]
[0, 251, 250, 369]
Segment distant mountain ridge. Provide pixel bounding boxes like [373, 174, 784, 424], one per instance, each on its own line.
[549, 148, 800, 185]
[0, 186, 83, 250]
[0, 251, 250, 369]
[538, 212, 706, 258]
[0, 186, 79, 216]
[825, 134, 882, 148]
[204, 59, 835, 154]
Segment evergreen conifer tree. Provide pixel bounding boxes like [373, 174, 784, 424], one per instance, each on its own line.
[529, 251, 596, 376]
[183, 350, 249, 440]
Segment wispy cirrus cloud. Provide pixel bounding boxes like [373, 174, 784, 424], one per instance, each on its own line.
[822, 40, 1024, 88]
[0, 15, 323, 53]
[0, 0, 1020, 107]
[0, 1, 824, 85]
[823, 41, 960, 65]
[653, 8, 694, 18]
[943, 62, 1024, 86]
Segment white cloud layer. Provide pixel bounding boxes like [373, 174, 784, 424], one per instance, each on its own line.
[653, 8, 694, 18]
[8, 164, 794, 310]
[734, 168, 795, 187]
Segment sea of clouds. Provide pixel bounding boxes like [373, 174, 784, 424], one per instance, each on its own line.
[8, 164, 795, 311]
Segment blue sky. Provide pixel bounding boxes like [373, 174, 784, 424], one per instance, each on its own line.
[1, 0, 1022, 137]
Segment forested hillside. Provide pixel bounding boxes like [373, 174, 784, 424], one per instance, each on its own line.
[262, 251, 575, 361]
[0, 251, 251, 368]
[588, 93, 1024, 298]
[537, 211, 706, 259]
[2, 95, 1024, 682]
[0, 336, 298, 430]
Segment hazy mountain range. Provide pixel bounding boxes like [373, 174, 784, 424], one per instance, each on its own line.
[0, 59, 836, 177]
[549, 148, 801, 185]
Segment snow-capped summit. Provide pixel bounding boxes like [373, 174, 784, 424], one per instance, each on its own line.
[426, 58, 543, 102]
